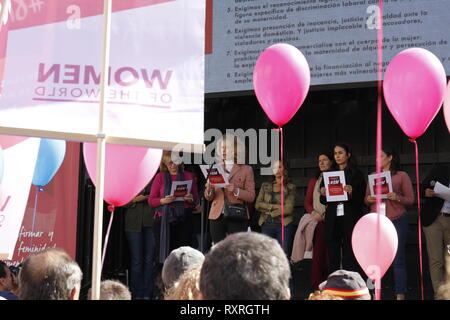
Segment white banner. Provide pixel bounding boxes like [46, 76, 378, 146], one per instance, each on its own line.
[0, 0, 205, 147]
[0, 137, 40, 259]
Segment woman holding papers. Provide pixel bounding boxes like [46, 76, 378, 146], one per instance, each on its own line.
[149, 151, 199, 264]
[204, 134, 256, 244]
[255, 159, 296, 255]
[320, 143, 366, 275]
[364, 147, 414, 300]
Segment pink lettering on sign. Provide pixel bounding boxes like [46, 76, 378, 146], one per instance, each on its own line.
[1, 195, 11, 211]
[37, 63, 173, 89]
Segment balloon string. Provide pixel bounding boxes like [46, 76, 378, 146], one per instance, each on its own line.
[30, 186, 43, 248]
[375, 0, 384, 301]
[409, 138, 425, 300]
[101, 205, 115, 271]
[278, 127, 285, 250]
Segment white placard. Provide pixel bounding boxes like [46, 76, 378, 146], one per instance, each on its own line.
[0, 0, 205, 147]
[170, 180, 192, 202]
[368, 171, 393, 200]
[434, 182, 450, 202]
[0, 138, 40, 260]
[323, 171, 348, 202]
[200, 164, 229, 188]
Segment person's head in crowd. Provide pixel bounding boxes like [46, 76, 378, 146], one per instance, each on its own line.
[270, 159, 291, 185]
[380, 146, 401, 175]
[162, 246, 204, 290]
[307, 290, 344, 300]
[88, 280, 132, 300]
[18, 247, 83, 300]
[319, 270, 371, 300]
[334, 142, 356, 171]
[0, 261, 19, 300]
[160, 150, 183, 175]
[0, 261, 14, 292]
[216, 133, 246, 165]
[316, 151, 334, 177]
[199, 232, 291, 300]
[165, 265, 202, 300]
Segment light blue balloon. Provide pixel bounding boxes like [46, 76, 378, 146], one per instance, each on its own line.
[32, 139, 66, 187]
[0, 147, 4, 184]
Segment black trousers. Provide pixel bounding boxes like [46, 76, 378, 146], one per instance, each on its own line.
[327, 217, 360, 274]
[209, 214, 249, 244]
[154, 209, 194, 263]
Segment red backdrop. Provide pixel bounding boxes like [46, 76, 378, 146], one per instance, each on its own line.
[6, 141, 80, 265]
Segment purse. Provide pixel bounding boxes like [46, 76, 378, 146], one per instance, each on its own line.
[222, 188, 248, 222]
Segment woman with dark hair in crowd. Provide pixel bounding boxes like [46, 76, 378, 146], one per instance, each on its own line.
[365, 146, 414, 300]
[149, 151, 199, 264]
[255, 159, 297, 255]
[301, 152, 334, 290]
[320, 142, 367, 274]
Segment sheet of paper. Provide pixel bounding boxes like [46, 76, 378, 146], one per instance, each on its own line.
[368, 171, 393, 200]
[170, 180, 193, 201]
[200, 164, 229, 188]
[323, 171, 348, 202]
[434, 182, 450, 202]
[337, 203, 345, 216]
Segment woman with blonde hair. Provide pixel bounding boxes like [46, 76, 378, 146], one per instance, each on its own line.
[204, 133, 256, 244]
[164, 265, 202, 300]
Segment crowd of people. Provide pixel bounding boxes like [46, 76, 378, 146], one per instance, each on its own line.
[1, 133, 449, 301]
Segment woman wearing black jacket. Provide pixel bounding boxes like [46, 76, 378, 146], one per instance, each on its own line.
[320, 143, 367, 274]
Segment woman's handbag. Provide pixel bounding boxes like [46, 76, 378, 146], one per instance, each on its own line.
[222, 189, 248, 222]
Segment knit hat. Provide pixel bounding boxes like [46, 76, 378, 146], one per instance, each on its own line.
[162, 246, 205, 289]
[319, 270, 371, 300]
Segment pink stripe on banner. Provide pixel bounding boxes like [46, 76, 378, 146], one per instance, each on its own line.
[8, 0, 176, 30]
[375, 0, 384, 301]
[32, 97, 171, 109]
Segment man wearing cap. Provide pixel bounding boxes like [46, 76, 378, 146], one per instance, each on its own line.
[319, 270, 371, 300]
[421, 164, 450, 299]
[162, 246, 205, 291]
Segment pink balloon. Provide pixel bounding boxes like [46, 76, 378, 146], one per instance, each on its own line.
[383, 48, 447, 139]
[253, 43, 310, 126]
[444, 80, 450, 134]
[352, 213, 398, 280]
[83, 143, 162, 207]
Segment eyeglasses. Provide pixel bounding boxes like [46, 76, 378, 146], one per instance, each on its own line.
[9, 265, 21, 276]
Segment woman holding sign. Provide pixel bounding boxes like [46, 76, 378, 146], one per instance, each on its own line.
[320, 143, 366, 275]
[299, 152, 334, 290]
[149, 151, 199, 264]
[204, 134, 255, 244]
[365, 147, 414, 300]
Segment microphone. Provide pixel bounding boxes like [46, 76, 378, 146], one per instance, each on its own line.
[430, 180, 436, 187]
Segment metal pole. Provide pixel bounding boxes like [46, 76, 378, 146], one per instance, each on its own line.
[91, 0, 112, 301]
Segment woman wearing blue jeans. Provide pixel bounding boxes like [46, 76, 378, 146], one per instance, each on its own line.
[124, 184, 155, 300]
[255, 160, 296, 257]
[365, 147, 414, 300]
